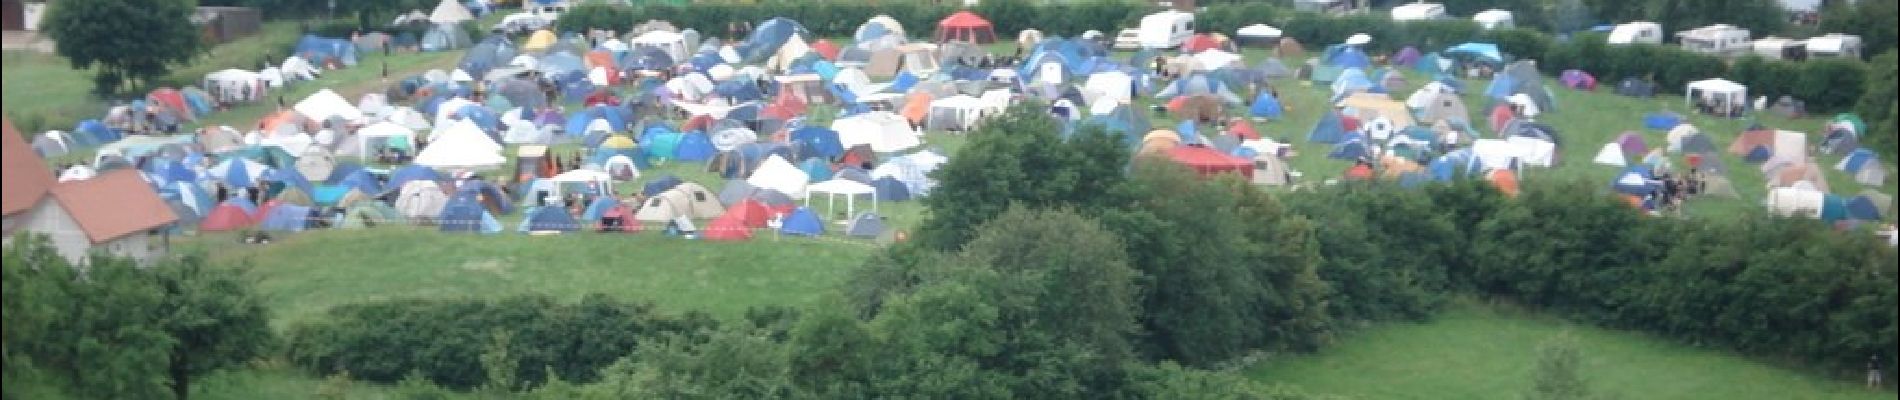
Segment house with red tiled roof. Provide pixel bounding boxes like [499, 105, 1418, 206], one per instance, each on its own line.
[3, 117, 178, 265]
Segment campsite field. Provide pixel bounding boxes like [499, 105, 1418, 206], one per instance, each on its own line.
[1246, 301, 1889, 400]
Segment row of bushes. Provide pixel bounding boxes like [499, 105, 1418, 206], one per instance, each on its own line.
[284, 294, 718, 390]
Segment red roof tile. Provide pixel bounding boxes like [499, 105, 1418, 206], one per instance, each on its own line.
[2, 117, 56, 216]
[48, 169, 178, 244]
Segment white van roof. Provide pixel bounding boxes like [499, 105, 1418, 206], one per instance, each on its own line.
[1392, 3, 1445, 21]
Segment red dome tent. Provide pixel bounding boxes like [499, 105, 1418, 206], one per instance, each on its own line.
[1167, 145, 1254, 179]
[937, 11, 997, 44]
[811, 39, 842, 60]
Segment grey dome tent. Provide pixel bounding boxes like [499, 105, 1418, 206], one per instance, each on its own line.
[845, 212, 886, 239]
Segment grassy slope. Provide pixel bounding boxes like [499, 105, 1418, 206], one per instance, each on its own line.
[1247, 302, 1889, 400]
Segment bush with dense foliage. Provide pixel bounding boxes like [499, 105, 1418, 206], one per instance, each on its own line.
[284, 294, 716, 391]
[2, 236, 273, 400]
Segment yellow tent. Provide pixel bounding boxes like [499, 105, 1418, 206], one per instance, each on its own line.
[600, 135, 636, 149]
[1139, 130, 1180, 156]
[524, 30, 558, 52]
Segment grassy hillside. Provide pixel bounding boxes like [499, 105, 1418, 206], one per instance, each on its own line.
[1247, 301, 1890, 400]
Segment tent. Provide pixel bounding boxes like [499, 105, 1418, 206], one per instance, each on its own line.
[258, 203, 313, 232]
[778, 207, 825, 236]
[414, 120, 505, 170]
[634, 182, 724, 222]
[199, 198, 258, 232]
[1846, 191, 1892, 221]
[937, 11, 997, 44]
[832, 111, 920, 153]
[1249, 91, 1284, 120]
[522, 206, 582, 232]
[1766, 186, 1826, 219]
[1168, 145, 1253, 179]
[1445, 42, 1502, 64]
[1486, 61, 1555, 114]
[1308, 111, 1349, 144]
[1615, 77, 1656, 97]
[438, 190, 502, 233]
[295, 89, 364, 122]
[395, 180, 448, 221]
[747, 154, 810, 198]
[1560, 70, 1597, 90]
[1835, 148, 1888, 186]
[703, 208, 756, 241]
[1686, 79, 1747, 117]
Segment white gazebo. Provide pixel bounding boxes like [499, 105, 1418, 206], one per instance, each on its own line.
[804, 179, 877, 222]
[1686, 79, 1747, 118]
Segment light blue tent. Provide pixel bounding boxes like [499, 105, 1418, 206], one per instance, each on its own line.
[1308, 112, 1348, 144]
[799, 158, 834, 182]
[1249, 91, 1284, 119]
[258, 204, 312, 232]
[871, 177, 911, 201]
[1331, 68, 1373, 100]
[1445, 42, 1503, 64]
[1643, 112, 1681, 130]
[779, 207, 825, 236]
[439, 192, 502, 234]
[1324, 45, 1371, 69]
[673, 132, 718, 161]
[520, 206, 582, 232]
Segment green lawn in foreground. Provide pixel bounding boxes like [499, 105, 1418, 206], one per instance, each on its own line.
[187, 226, 874, 328]
[1247, 301, 1890, 400]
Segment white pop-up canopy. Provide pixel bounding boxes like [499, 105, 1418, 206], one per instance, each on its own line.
[1686, 78, 1747, 117]
[805, 179, 877, 220]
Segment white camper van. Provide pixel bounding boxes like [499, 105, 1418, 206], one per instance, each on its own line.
[1391, 3, 1447, 22]
[1607, 22, 1663, 45]
[1473, 9, 1515, 30]
[1677, 24, 1751, 56]
[1805, 34, 1862, 59]
[1751, 37, 1807, 60]
[1138, 10, 1196, 49]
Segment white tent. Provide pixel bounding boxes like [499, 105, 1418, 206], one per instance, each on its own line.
[1473, 9, 1515, 30]
[1192, 49, 1242, 71]
[770, 35, 813, 72]
[279, 56, 320, 81]
[1345, 33, 1372, 46]
[414, 120, 504, 170]
[428, 0, 475, 25]
[747, 155, 811, 198]
[1664, 124, 1700, 153]
[295, 89, 364, 122]
[665, 74, 716, 102]
[550, 169, 613, 190]
[1686, 78, 1747, 117]
[1765, 186, 1825, 219]
[632, 30, 690, 63]
[203, 69, 265, 102]
[396, 180, 449, 221]
[926, 95, 986, 131]
[385, 106, 432, 130]
[357, 122, 417, 160]
[832, 111, 921, 153]
[1469, 139, 1521, 172]
[1505, 135, 1556, 167]
[1082, 71, 1135, 106]
[58, 165, 97, 182]
[1593, 142, 1627, 166]
[1506, 93, 1542, 117]
[870, 151, 946, 196]
[262, 132, 315, 155]
[806, 179, 877, 220]
[1405, 81, 1456, 108]
[1236, 24, 1282, 40]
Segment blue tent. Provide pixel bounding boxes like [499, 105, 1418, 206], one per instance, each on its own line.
[438, 195, 502, 234]
[643, 175, 684, 196]
[454, 179, 515, 215]
[1331, 68, 1374, 100]
[1328, 135, 1370, 160]
[736, 17, 811, 64]
[778, 207, 825, 236]
[1643, 112, 1681, 130]
[313, 185, 350, 206]
[673, 132, 718, 161]
[1249, 91, 1284, 119]
[1308, 112, 1348, 144]
[1840, 148, 1878, 173]
[1611, 166, 1659, 195]
[582, 197, 620, 221]
[266, 167, 316, 197]
[71, 119, 118, 148]
[790, 126, 844, 159]
[522, 206, 582, 232]
[1445, 42, 1503, 64]
[888, 72, 919, 93]
[212, 158, 258, 189]
[293, 35, 359, 66]
[1428, 150, 1472, 181]
[258, 203, 312, 232]
[1821, 194, 1849, 223]
[1324, 45, 1371, 69]
[334, 169, 385, 194]
[871, 176, 912, 201]
[1743, 146, 1772, 163]
[454, 104, 502, 136]
[223, 196, 259, 216]
[385, 165, 439, 190]
[144, 158, 197, 184]
[1176, 120, 1200, 144]
[799, 158, 834, 182]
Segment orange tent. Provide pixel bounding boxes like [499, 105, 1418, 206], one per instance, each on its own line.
[1727, 129, 1775, 156]
[586, 50, 617, 70]
[1487, 169, 1520, 197]
[901, 92, 933, 124]
[703, 211, 754, 241]
[1344, 163, 1374, 180]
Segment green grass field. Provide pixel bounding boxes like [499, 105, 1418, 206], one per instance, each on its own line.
[1247, 301, 1889, 400]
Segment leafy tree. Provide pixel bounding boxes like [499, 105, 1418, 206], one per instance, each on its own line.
[1129, 362, 1345, 399]
[914, 104, 1126, 250]
[1856, 51, 1898, 156]
[42, 0, 203, 94]
[152, 255, 273, 400]
[957, 206, 1144, 364]
[583, 331, 794, 399]
[1525, 333, 1591, 400]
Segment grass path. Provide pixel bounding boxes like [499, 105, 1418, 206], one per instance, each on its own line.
[1247, 301, 1890, 400]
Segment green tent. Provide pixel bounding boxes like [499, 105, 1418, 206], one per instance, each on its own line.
[336, 202, 402, 229]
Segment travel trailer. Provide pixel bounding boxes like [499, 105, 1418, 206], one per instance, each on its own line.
[1138, 10, 1196, 49]
[1607, 22, 1663, 45]
[1677, 24, 1751, 56]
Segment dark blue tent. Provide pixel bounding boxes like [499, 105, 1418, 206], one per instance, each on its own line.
[790, 126, 844, 159]
[386, 165, 442, 190]
[1308, 112, 1348, 144]
[325, 162, 365, 185]
[335, 169, 385, 194]
[871, 176, 912, 201]
[1846, 194, 1885, 221]
[1611, 166, 1660, 195]
[1643, 112, 1681, 130]
[438, 193, 501, 234]
[1324, 45, 1371, 69]
[454, 179, 515, 215]
[293, 35, 359, 66]
[714, 80, 764, 102]
[523, 206, 582, 232]
[778, 207, 825, 236]
[736, 18, 811, 64]
[1328, 136, 1370, 160]
[266, 167, 317, 197]
[1744, 146, 1772, 163]
[71, 119, 118, 148]
[643, 175, 683, 196]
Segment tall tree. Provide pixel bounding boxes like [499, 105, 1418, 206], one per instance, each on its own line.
[152, 256, 273, 400]
[913, 104, 1126, 250]
[957, 206, 1143, 364]
[42, 0, 203, 94]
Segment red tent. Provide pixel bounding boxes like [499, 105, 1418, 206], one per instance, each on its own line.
[726, 199, 773, 228]
[199, 202, 256, 232]
[811, 39, 842, 60]
[1167, 146, 1254, 179]
[1227, 118, 1260, 140]
[1488, 104, 1515, 134]
[147, 88, 192, 119]
[702, 212, 754, 241]
[766, 93, 807, 119]
[1344, 163, 1374, 180]
[1182, 34, 1223, 53]
[584, 90, 621, 107]
[937, 11, 997, 44]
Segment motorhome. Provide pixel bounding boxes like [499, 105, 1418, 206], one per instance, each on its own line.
[1138, 10, 1196, 49]
[1751, 36, 1807, 61]
[1391, 3, 1447, 22]
[1607, 22, 1663, 45]
[1473, 9, 1514, 30]
[1804, 34, 1862, 59]
[1676, 24, 1751, 56]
